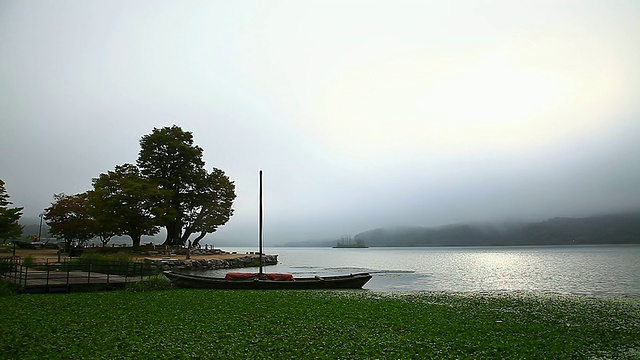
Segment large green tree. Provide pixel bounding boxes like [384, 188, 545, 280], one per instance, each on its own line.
[136, 126, 235, 246]
[89, 164, 173, 247]
[0, 179, 23, 243]
[44, 193, 95, 251]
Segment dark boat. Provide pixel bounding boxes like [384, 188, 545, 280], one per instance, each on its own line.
[164, 171, 373, 290]
[163, 270, 372, 290]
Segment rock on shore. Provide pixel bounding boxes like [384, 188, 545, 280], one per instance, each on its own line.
[144, 254, 278, 271]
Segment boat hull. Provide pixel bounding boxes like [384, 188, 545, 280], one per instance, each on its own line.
[163, 271, 372, 290]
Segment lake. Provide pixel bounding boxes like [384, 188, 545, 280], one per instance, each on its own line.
[198, 245, 640, 295]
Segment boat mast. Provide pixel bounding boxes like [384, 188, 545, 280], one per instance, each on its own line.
[259, 170, 264, 278]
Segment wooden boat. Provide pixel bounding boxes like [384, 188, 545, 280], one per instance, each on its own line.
[164, 171, 373, 290]
[163, 270, 372, 290]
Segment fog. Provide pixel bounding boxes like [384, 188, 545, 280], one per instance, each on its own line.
[2, 1, 639, 246]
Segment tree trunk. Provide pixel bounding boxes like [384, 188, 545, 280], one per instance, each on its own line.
[191, 231, 207, 248]
[164, 218, 183, 246]
[163, 191, 184, 246]
[180, 210, 206, 245]
[130, 234, 142, 247]
[64, 239, 72, 253]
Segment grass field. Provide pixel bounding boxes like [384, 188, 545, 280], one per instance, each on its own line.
[0, 289, 639, 359]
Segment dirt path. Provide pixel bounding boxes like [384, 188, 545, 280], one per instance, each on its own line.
[0, 248, 64, 262]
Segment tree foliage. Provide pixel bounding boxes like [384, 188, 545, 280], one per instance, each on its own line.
[181, 167, 236, 247]
[89, 164, 173, 247]
[0, 179, 23, 242]
[137, 126, 235, 246]
[41, 125, 235, 248]
[44, 193, 95, 251]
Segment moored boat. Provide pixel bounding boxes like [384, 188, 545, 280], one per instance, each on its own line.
[163, 270, 372, 290]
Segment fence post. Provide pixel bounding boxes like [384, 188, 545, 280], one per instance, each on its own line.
[66, 259, 70, 286]
[16, 258, 22, 286]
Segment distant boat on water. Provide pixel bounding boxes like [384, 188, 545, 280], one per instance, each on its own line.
[333, 236, 368, 248]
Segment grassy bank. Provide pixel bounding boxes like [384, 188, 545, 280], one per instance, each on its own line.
[0, 290, 638, 359]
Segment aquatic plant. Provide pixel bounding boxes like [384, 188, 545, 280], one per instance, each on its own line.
[0, 291, 637, 358]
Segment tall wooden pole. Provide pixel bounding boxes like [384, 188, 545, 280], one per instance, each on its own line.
[259, 170, 264, 278]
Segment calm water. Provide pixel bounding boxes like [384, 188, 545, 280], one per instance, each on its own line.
[199, 245, 640, 295]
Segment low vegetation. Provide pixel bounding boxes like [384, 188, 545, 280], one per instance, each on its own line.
[21, 255, 34, 267]
[0, 290, 638, 359]
[73, 252, 134, 264]
[0, 280, 20, 297]
[124, 275, 174, 292]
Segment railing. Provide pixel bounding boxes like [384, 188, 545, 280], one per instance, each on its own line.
[0, 257, 160, 291]
[0, 257, 23, 285]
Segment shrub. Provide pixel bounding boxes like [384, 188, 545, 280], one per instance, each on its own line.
[125, 275, 174, 292]
[63, 253, 151, 276]
[0, 280, 20, 296]
[0, 261, 14, 274]
[22, 255, 35, 267]
[80, 252, 134, 263]
[91, 247, 122, 254]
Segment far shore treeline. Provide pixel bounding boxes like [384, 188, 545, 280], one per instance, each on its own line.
[1, 126, 236, 251]
[285, 212, 640, 247]
[353, 212, 640, 247]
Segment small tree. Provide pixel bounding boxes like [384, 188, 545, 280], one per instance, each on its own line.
[0, 179, 23, 243]
[44, 193, 94, 252]
[89, 164, 173, 247]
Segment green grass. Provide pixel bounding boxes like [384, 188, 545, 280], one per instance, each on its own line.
[0, 291, 638, 359]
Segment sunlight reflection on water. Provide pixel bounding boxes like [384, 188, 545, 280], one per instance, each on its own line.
[196, 245, 640, 294]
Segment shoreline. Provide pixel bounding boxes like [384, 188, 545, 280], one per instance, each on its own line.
[0, 247, 273, 264]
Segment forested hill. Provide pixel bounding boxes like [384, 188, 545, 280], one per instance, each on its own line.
[353, 212, 640, 247]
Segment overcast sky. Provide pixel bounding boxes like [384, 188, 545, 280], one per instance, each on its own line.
[1, 1, 639, 246]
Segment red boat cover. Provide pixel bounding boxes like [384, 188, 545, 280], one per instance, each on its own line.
[224, 272, 256, 280]
[224, 272, 295, 281]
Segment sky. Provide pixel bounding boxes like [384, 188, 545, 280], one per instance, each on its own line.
[1, 1, 639, 246]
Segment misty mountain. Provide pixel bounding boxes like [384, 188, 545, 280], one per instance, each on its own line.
[353, 212, 640, 247]
[19, 217, 51, 239]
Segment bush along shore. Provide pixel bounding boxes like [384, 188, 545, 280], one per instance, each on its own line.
[0, 289, 638, 359]
[144, 254, 278, 271]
